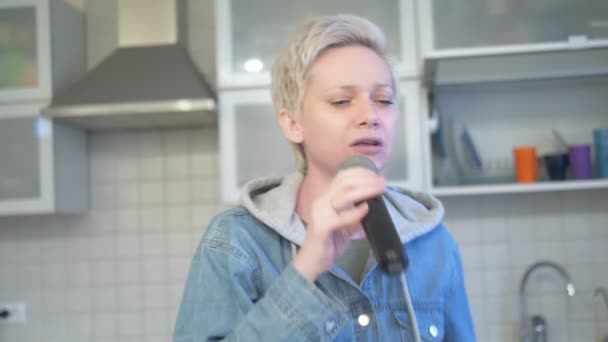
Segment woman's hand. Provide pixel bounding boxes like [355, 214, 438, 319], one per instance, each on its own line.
[292, 168, 385, 282]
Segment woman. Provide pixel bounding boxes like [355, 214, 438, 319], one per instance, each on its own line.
[174, 14, 475, 341]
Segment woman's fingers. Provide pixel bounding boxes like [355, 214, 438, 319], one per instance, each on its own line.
[331, 168, 379, 191]
[330, 182, 384, 212]
[334, 202, 368, 228]
[294, 169, 382, 281]
[329, 170, 385, 212]
[310, 199, 368, 239]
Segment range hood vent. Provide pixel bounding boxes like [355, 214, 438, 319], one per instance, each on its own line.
[43, 0, 216, 130]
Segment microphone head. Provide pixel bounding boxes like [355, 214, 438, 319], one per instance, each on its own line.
[337, 155, 378, 174]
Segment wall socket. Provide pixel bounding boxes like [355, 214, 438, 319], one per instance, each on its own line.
[0, 302, 26, 324]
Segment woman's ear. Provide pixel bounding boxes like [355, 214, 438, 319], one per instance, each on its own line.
[278, 110, 304, 144]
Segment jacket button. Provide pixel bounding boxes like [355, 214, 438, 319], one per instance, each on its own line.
[325, 320, 336, 333]
[429, 324, 439, 337]
[357, 314, 370, 327]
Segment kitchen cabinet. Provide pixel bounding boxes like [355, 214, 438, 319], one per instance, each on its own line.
[418, 0, 608, 58]
[219, 81, 426, 202]
[0, 104, 87, 215]
[214, 0, 417, 89]
[423, 76, 608, 196]
[0, 0, 86, 215]
[418, 0, 608, 87]
[0, 0, 85, 105]
[416, 1, 608, 196]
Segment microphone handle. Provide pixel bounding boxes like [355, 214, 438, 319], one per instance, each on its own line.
[361, 196, 408, 274]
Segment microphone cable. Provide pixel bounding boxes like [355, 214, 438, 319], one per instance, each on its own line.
[399, 272, 421, 342]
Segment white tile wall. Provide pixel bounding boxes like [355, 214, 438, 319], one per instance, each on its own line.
[0, 127, 606, 342]
[0, 128, 221, 342]
[442, 190, 608, 342]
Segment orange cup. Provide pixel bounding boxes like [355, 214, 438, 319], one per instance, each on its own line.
[513, 146, 538, 183]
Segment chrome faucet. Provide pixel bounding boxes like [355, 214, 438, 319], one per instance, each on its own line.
[519, 261, 576, 342]
[596, 287, 608, 342]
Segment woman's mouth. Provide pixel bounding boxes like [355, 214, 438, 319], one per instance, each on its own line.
[350, 138, 383, 154]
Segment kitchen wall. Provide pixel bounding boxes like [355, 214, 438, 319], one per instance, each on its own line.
[0, 128, 223, 342]
[443, 190, 608, 341]
[0, 126, 607, 342]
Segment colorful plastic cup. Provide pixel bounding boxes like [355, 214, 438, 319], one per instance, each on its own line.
[568, 144, 592, 180]
[514, 146, 537, 183]
[543, 153, 568, 181]
[594, 128, 608, 178]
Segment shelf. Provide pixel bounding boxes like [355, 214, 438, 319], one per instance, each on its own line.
[431, 178, 608, 196]
[425, 39, 608, 60]
[423, 44, 608, 86]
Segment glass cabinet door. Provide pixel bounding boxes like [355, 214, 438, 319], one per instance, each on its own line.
[421, 0, 608, 53]
[0, 1, 42, 92]
[0, 105, 87, 215]
[233, 101, 294, 187]
[384, 81, 424, 191]
[0, 115, 41, 201]
[0, 5, 38, 90]
[220, 82, 425, 202]
[0, 0, 52, 104]
[216, 0, 416, 87]
[219, 89, 291, 202]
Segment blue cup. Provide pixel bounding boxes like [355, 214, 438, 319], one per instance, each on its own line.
[543, 153, 569, 180]
[594, 128, 608, 178]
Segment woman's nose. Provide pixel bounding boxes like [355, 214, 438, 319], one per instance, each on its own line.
[357, 100, 379, 127]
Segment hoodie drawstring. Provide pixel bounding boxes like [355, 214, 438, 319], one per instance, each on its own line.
[290, 242, 297, 260]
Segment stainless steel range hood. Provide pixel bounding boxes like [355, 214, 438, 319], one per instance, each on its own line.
[43, 0, 216, 130]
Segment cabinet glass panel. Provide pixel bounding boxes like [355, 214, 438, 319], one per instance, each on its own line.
[235, 103, 295, 186]
[0, 6, 38, 90]
[432, 0, 608, 50]
[0, 116, 40, 200]
[383, 97, 407, 181]
[230, 0, 401, 76]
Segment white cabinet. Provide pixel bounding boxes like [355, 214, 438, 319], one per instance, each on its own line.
[220, 81, 426, 202]
[0, 104, 87, 215]
[415, 1, 608, 197]
[0, 0, 86, 215]
[214, 0, 417, 88]
[423, 77, 608, 196]
[418, 0, 608, 58]
[0, 0, 85, 104]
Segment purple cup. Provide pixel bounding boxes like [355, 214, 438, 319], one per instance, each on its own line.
[568, 144, 592, 180]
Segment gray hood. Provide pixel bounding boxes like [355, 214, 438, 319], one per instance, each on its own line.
[240, 172, 445, 246]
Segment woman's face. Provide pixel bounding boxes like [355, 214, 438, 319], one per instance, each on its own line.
[292, 45, 399, 176]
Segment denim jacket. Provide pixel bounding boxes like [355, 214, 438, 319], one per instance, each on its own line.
[174, 173, 476, 341]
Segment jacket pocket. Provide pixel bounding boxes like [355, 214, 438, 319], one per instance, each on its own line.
[392, 299, 444, 342]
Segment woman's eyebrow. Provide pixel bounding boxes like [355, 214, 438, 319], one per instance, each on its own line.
[321, 84, 393, 92]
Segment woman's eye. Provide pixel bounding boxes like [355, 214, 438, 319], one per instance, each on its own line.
[330, 99, 350, 107]
[376, 99, 394, 106]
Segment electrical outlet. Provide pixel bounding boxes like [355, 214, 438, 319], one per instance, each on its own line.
[0, 302, 26, 324]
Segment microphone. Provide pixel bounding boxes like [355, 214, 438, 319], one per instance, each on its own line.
[338, 155, 408, 274]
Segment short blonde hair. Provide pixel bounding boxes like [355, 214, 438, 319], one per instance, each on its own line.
[271, 14, 398, 173]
